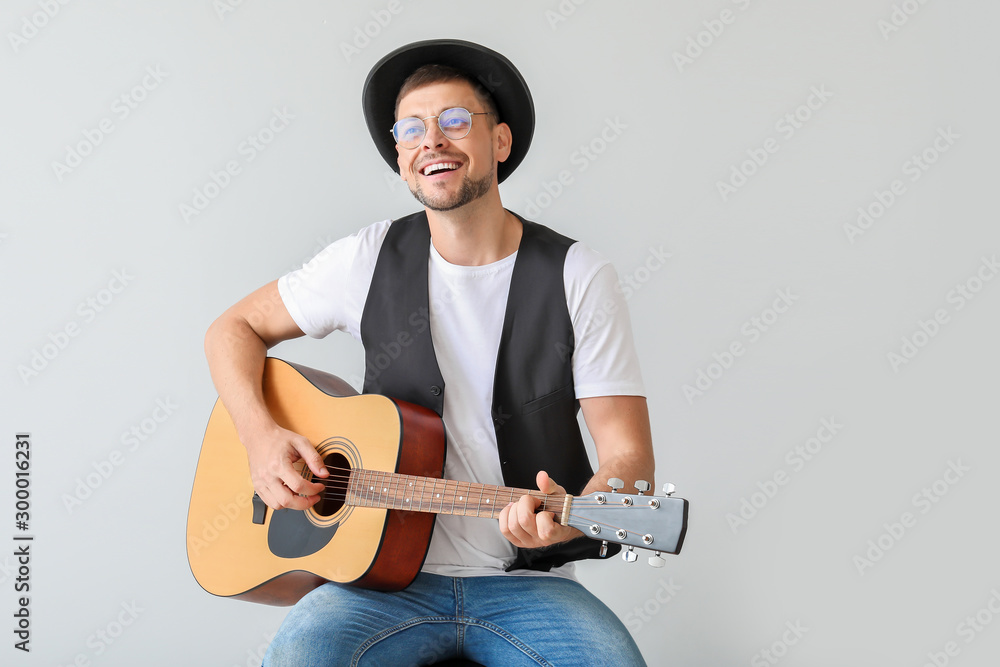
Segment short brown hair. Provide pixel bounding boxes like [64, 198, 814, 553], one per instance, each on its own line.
[394, 64, 499, 123]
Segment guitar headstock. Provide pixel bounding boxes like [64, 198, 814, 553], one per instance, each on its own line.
[567, 480, 688, 567]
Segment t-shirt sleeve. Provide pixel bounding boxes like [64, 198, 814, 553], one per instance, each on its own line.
[564, 243, 646, 399]
[276, 220, 390, 340]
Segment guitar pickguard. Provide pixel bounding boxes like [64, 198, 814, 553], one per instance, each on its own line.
[268, 509, 339, 558]
[268, 436, 361, 559]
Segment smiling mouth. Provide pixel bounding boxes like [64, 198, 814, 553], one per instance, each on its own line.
[421, 161, 461, 176]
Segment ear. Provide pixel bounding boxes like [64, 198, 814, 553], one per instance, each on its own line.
[494, 122, 513, 163]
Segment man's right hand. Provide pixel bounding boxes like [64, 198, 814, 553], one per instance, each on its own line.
[241, 422, 329, 510]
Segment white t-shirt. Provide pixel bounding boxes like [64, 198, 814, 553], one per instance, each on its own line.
[278, 218, 645, 579]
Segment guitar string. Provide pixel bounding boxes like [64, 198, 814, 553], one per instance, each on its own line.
[301, 492, 653, 537]
[304, 470, 661, 534]
[299, 466, 652, 509]
[305, 496, 654, 516]
[309, 479, 636, 510]
[300, 487, 662, 542]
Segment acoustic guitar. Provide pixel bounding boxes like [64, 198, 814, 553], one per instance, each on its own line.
[186, 357, 688, 606]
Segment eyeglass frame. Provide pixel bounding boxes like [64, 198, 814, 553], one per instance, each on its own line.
[391, 107, 495, 149]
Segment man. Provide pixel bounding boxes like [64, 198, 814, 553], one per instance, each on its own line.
[204, 39, 654, 666]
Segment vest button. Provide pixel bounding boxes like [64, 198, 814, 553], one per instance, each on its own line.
[430, 385, 442, 396]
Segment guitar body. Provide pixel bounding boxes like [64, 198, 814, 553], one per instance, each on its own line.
[186, 358, 445, 606]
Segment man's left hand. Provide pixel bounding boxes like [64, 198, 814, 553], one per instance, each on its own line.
[498, 470, 583, 549]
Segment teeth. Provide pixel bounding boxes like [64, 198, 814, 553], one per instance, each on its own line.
[422, 162, 459, 176]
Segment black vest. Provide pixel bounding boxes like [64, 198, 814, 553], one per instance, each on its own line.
[360, 211, 619, 571]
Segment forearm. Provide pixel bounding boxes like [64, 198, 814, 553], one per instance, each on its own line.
[204, 314, 274, 436]
[203, 280, 304, 437]
[579, 395, 656, 496]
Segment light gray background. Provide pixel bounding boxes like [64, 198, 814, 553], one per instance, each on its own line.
[3, 1, 998, 665]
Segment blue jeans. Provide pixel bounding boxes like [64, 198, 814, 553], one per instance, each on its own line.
[263, 572, 646, 666]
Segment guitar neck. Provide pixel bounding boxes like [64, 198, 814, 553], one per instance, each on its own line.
[346, 469, 571, 523]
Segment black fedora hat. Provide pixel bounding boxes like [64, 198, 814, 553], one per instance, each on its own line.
[363, 39, 534, 184]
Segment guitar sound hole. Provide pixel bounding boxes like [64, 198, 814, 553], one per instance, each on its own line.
[314, 452, 350, 518]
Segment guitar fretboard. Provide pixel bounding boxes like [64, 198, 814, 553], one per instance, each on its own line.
[346, 469, 569, 521]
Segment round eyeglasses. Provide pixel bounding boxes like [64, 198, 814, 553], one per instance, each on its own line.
[391, 107, 492, 149]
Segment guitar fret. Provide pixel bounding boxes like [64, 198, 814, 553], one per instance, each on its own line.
[356, 469, 364, 506]
[396, 473, 405, 511]
[412, 476, 423, 512]
[346, 469, 571, 526]
[396, 473, 406, 511]
[380, 471, 391, 509]
[408, 475, 416, 510]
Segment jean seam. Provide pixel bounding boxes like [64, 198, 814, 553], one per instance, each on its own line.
[460, 617, 551, 666]
[454, 577, 466, 653]
[351, 617, 457, 667]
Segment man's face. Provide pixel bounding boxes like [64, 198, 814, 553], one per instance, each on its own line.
[394, 80, 510, 212]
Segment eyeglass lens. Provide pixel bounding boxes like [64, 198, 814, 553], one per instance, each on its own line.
[393, 108, 474, 147]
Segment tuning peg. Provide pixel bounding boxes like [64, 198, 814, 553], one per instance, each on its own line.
[662, 482, 676, 496]
[648, 551, 665, 568]
[622, 546, 638, 563]
[599, 540, 609, 558]
[634, 480, 650, 495]
[608, 478, 624, 493]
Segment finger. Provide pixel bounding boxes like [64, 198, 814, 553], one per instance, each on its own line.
[292, 435, 328, 479]
[535, 510, 569, 543]
[499, 502, 532, 548]
[282, 468, 325, 498]
[513, 494, 541, 541]
[534, 509, 555, 542]
[262, 478, 321, 511]
[536, 470, 552, 494]
[536, 470, 567, 496]
[502, 500, 532, 546]
[498, 502, 517, 545]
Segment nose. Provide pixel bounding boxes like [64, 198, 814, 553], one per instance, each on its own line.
[420, 119, 450, 150]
